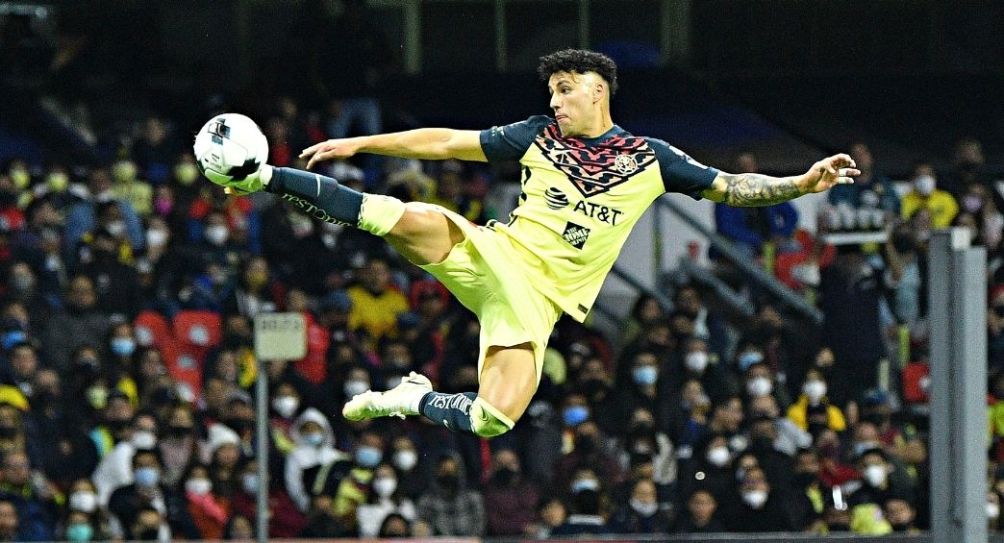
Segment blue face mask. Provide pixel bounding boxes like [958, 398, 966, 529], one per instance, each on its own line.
[563, 405, 589, 427]
[304, 432, 325, 447]
[111, 337, 136, 357]
[66, 522, 94, 542]
[134, 466, 160, 488]
[355, 445, 383, 468]
[1, 330, 26, 351]
[632, 366, 659, 386]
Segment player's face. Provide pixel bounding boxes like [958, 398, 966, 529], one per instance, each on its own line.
[548, 71, 603, 137]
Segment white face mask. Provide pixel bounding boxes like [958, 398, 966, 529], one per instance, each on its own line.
[746, 376, 773, 397]
[914, 175, 936, 196]
[131, 430, 157, 450]
[272, 395, 299, 418]
[373, 477, 398, 498]
[685, 351, 709, 373]
[69, 491, 98, 513]
[988, 502, 1001, 520]
[205, 224, 229, 246]
[803, 380, 827, 402]
[106, 220, 126, 237]
[393, 449, 418, 471]
[742, 489, 768, 509]
[863, 464, 888, 487]
[146, 228, 168, 248]
[706, 446, 731, 467]
[185, 478, 212, 496]
[629, 498, 658, 517]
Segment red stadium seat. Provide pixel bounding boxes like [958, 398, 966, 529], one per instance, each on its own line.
[173, 310, 222, 348]
[134, 310, 172, 348]
[161, 340, 205, 400]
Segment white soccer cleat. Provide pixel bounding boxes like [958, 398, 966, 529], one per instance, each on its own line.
[342, 371, 432, 421]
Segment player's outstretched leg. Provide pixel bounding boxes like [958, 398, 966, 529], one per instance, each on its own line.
[343, 345, 536, 439]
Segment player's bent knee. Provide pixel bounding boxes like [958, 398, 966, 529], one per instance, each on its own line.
[469, 397, 514, 438]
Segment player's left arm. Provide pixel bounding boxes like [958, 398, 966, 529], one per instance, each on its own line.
[702, 154, 860, 207]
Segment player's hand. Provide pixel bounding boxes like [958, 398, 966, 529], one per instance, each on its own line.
[300, 138, 363, 169]
[798, 154, 860, 194]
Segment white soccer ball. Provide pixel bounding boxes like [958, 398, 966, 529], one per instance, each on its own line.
[193, 113, 268, 185]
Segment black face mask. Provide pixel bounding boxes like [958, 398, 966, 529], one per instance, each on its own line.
[579, 378, 608, 399]
[863, 413, 889, 426]
[225, 418, 252, 433]
[793, 472, 816, 488]
[493, 467, 517, 486]
[575, 435, 598, 455]
[828, 522, 850, 532]
[892, 234, 915, 254]
[437, 473, 459, 491]
[995, 305, 1004, 319]
[0, 425, 18, 439]
[891, 522, 912, 532]
[167, 425, 193, 437]
[137, 528, 160, 541]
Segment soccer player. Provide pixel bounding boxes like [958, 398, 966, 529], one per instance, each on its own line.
[211, 49, 858, 439]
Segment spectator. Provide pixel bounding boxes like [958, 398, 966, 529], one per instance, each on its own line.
[356, 463, 417, 537]
[285, 408, 349, 513]
[92, 411, 159, 505]
[40, 275, 110, 372]
[158, 404, 198, 487]
[610, 349, 673, 431]
[483, 448, 539, 536]
[107, 448, 198, 540]
[672, 336, 734, 402]
[184, 463, 229, 540]
[673, 488, 725, 533]
[416, 453, 484, 536]
[847, 447, 914, 507]
[225, 255, 284, 318]
[786, 368, 847, 436]
[0, 499, 25, 542]
[606, 478, 671, 534]
[63, 169, 144, 258]
[0, 450, 57, 541]
[549, 468, 612, 537]
[727, 466, 796, 532]
[619, 294, 665, 349]
[347, 257, 409, 348]
[111, 158, 153, 217]
[828, 141, 900, 215]
[901, 162, 959, 228]
[884, 497, 920, 533]
[332, 430, 386, 529]
[714, 152, 799, 257]
[230, 459, 306, 538]
[945, 137, 993, 197]
[78, 227, 142, 318]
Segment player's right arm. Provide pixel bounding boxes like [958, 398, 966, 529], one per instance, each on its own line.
[301, 128, 486, 168]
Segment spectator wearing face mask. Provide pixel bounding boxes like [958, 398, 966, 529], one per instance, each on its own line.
[482, 448, 539, 535]
[957, 183, 1004, 250]
[92, 412, 159, 505]
[416, 454, 484, 536]
[901, 162, 958, 228]
[332, 431, 386, 529]
[183, 464, 228, 540]
[828, 142, 900, 216]
[285, 408, 349, 513]
[671, 337, 734, 402]
[550, 469, 611, 537]
[610, 350, 672, 431]
[847, 448, 915, 508]
[230, 459, 306, 538]
[107, 448, 199, 540]
[606, 478, 670, 534]
[726, 466, 796, 532]
[787, 369, 846, 437]
[553, 421, 624, 494]
[356, 463, 416, 537]
[40, 276, 111, 372]
[110, 158, 153, 217]
[678, 433, 735, 505]
[619, 408, 676, 487]
[63, 169, 145, 261]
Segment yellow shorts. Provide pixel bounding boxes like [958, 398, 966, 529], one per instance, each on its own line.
[418, 205, 561, 383]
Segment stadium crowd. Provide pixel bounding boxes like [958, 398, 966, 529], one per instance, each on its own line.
[4, 4, 1004, 537]
[2, 93, 1004, 542]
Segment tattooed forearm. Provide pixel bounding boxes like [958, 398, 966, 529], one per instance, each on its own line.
[720, 172, 805, 207]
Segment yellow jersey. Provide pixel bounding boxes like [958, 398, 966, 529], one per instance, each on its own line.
[479, 116, 718, 321]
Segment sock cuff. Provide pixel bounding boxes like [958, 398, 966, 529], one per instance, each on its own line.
[473, 397, 515, 430]
[358, 194, 406, 237]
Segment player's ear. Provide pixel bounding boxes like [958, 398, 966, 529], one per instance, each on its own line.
[592, 80, 604, 104]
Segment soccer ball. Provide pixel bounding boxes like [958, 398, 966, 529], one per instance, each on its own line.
[193, 113, 268, 185]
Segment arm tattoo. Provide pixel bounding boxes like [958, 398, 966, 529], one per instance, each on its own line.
[721, 172, 805, 207]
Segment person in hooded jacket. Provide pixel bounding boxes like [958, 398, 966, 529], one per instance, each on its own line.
[284, 407, 350, 513]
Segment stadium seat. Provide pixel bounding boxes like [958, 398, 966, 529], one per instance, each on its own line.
[134, 310, 172, 348]
[173, 310, 223, 348]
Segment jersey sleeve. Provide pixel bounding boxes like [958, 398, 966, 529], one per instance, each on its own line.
[645, 137, 719, 200]
[479, 115, 552, 163]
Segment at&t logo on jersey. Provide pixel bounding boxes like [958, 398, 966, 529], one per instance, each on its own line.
[562, 221, 591, 249]
[573, 201, 623, 225]
[544, 187, 569, 210]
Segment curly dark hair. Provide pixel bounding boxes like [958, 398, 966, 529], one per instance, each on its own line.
[537, 49, 618, 95]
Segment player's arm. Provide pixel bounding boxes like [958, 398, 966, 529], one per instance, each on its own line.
[301, 129, 486, 168]
[702, 154, 860, 207]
